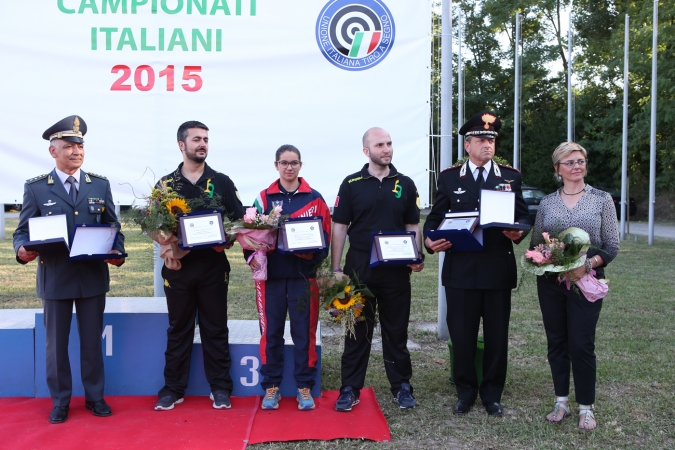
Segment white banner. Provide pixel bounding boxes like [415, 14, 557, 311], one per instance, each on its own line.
[0, 0, 431, 208]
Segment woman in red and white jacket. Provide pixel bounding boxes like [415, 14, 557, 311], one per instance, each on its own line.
[246, 144, 331, 411]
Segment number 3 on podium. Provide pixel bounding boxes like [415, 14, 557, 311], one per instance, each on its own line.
[240, 356, 259, 386]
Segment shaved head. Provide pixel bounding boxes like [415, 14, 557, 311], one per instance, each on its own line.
[362, 127, 388, 148]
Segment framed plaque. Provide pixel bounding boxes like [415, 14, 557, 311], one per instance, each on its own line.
[178, 210, 226, 250]
[479, 190, 530, 231]
[425, 212, 484, 252]
[69, 224, 127, 260]
[369, 231, 422, 267]
[23, 214, 70, 254]
[277, 217, 326, 254]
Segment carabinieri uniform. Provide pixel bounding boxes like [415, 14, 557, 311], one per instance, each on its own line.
[158, 162, 244, 400]
[248, 178, 331, 392]
[332, 163, 420, 398]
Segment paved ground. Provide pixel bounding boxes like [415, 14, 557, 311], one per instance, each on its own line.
[621, 220, 675, 239]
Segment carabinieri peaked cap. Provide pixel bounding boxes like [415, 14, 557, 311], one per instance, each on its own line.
[42, 115, 87, 143]
[459, 111, 501, 139]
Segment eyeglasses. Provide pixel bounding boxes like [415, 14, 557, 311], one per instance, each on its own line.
[558, 159, 587, 167]
[276, 160, 301, 168]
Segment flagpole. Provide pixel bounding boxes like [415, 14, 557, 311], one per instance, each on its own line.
[513, 12, 521, 170]
[457, 10, 464, 161]
[648, 0, 658, 245]
[437, 0, 453, 340]
[567, 11, 573, 141]
[620, 14, 629, 240]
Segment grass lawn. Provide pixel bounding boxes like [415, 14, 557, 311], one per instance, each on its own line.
[2, 218, 674, 449]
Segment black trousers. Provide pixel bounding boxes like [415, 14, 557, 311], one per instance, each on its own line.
[160, 257, 232, 397]
[537, 275, 603, 405]
[340, 249, 413, 397]
[43, 294, 106, 406]
[445, 287, 511, 404]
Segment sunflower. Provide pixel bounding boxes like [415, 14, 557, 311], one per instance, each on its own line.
[332, 295, 357, 311]
[165, 198, 190, 216]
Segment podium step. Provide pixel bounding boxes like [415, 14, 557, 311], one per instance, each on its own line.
[1, 298, 321, 398]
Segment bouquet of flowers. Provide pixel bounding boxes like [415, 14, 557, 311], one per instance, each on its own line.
[126, 179, 192, 269]
[315, 262, 373, 340]
[232, 205, 284, 281]
[127, 179, 190, 244]
[521, 227, 609, 301]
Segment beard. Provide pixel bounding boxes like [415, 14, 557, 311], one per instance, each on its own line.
[368, 152, 391, 168]
[186, 147, 207, 163]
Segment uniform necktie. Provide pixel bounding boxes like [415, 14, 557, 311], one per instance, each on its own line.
[476, 166, 485, 191]
[66, 176, 78, 203]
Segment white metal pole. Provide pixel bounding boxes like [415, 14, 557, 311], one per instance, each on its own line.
[0, 206, 5, 240]
[513, 12, 521, 170]
[437, 0, 453, 341]
[153, 242, 164, 297]
[620, 15, 629, 240]
[648, 0, 658, 245]
[457, 10, 464, 161]
[567, 12, 573, 142]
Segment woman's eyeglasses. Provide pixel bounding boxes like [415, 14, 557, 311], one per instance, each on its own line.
[558, 159, 587, 167]
[276, 160, 301, 168]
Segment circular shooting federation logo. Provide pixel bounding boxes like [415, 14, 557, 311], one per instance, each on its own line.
[316, 0, 395, 71]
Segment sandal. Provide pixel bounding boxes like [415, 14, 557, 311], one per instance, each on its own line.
[578, 404, 596, 430]
[547, 396, 570, 424]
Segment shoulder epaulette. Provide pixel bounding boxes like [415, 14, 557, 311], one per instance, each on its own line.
[26, 174, 48, 184]
[441, 165, 461, 173]
[87, 172, 108, 180]
[497, 163, 521, 174]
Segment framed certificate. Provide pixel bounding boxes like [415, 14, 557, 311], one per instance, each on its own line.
[277, 217, 326, 254]
[178, 210, 226, 250]
[23, 214, 70, 254]
[438, 211, 479, 232]
[479, 190, 530, 231]
[69, 224, 127, 260]
[369, 231, 422, 267]
[425, 211, 484, 252]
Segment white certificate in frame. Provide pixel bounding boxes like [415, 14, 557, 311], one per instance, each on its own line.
[375, 235, 418, 261]
[179, 211, 225, 248]
[278, 217, 326, 253]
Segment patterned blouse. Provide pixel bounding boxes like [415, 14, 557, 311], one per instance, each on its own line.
[530, 184, 620, 277]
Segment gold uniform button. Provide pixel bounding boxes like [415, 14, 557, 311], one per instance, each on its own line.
[48, 212, 52, 215]
[41, 261, 44, 265]
[75, 211, 79, 215]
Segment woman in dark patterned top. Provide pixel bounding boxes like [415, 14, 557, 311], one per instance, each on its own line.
[530, 142, 620, 430]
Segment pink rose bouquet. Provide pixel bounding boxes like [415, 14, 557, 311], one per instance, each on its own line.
[232, 205, 284, 281]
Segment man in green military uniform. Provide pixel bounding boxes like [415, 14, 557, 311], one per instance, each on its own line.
[13, 115, 125, 424]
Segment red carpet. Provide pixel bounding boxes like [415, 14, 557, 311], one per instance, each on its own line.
[248, 387, 391, 444]
[0, 396, 258, 450]
[0, 388, 390, 448]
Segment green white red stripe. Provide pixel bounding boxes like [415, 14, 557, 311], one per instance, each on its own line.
[348, 31, 381, 58]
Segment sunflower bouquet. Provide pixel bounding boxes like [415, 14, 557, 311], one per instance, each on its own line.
[315, 261, 373, 339]
[127, 179, 190, 244]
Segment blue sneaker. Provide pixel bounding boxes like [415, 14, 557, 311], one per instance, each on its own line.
[335, 386, 359, 412]
[261, 387, 281, 410]
[394, 383, 416, 409]
[297, 388, 316, 411]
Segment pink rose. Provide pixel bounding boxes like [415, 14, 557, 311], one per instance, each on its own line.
[244, 207, 258, 223]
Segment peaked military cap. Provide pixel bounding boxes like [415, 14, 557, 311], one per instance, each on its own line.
[42, 115, 87, 143]
[459, 111, 501, 139]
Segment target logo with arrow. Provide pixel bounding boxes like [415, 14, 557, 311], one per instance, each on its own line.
[316, 0, 396, 71]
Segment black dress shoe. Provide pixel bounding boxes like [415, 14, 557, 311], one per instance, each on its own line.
[85, 399, 112, 417]
[49, 406, 69, 424]
[484, 402, 503, 416]
[453, 399, 473, 415]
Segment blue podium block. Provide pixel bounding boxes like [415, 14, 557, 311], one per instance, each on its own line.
[30, 298, 321, 398]
[0, 309, 39, 397]
[186, 321, 322, 398]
